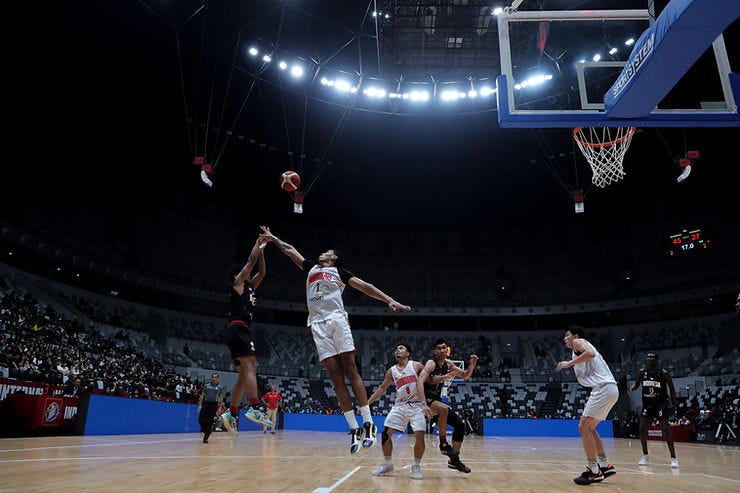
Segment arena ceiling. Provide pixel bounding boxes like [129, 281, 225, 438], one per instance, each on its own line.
[6, 1, 739, 243]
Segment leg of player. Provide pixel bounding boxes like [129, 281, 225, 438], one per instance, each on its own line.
[411, 429, 425, 479]
[339, 351, 376, 449]
[372, 427, 396, 476]
[445, 408, 471, 473]
[659, 417, 679, 467]
[322, 355, 364, 454]
[638, 415, 651, 465]
[573, 417, 605, 485]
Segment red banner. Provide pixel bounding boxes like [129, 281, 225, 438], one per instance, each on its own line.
[0, 377, 65, 401]
[647, 424, 693, 442]
[0, 378, 77, 430]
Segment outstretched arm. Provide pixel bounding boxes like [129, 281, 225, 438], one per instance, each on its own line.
[347, 277, 411, 311]
[260, 226, 305, 269]
[249, 242, 267, 290]
[367, 369, 394, 406]
[448, 355, 478, 380]
[234, 238, 267, 293]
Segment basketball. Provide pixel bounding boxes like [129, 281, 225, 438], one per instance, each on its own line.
[280, 171, 300, 192]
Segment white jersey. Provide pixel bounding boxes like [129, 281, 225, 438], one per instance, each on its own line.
[572, 339, 616, 388]
[304, 263, 351, 325]
[391, 360, 422, 405]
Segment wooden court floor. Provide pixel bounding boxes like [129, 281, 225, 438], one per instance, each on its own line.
[1, 431, 738, 492]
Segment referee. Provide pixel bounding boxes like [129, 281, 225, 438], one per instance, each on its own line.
[198, 373, 225, 443]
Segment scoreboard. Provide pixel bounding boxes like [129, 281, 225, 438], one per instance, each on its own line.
[667, 228, 712, 256]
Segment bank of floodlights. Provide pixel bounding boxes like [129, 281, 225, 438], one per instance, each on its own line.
[246, 42, 553, 107]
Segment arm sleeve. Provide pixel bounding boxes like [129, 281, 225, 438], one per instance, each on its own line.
[338, 267, 354, 284]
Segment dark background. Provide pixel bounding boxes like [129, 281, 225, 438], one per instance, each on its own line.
[4, 1, 739, 278]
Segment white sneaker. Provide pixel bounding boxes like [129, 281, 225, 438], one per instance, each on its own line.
[411, 464, 422, 479]
[350, 427, 363, 455]
[362, 422, 377, 449]
[671, 458, 680, 468]
[220, 410, 238, 437]
[372, 463, 394, 476]
[638, 454, 649, 465]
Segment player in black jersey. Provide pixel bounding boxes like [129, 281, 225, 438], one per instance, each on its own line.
[220, 237, 271, 435]
[629, 352, 679, 468]
[418, 338, 477, 474]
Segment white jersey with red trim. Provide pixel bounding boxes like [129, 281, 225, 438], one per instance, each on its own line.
[391, 360, 422, 405]
[305, 264, 348, 325]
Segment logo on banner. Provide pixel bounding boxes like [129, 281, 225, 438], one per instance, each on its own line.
[44, 400, 61, 423]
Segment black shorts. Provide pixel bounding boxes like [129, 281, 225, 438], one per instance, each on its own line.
[226, 321, 257, 360]
[641, 402, 670, 421]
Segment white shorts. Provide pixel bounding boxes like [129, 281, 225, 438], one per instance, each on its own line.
[582, 383, 619, 421]
[383, 401, 427, 433]
[310, 316, 355, 361]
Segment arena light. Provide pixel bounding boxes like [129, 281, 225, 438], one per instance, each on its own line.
[278, 60, 288, 70]
[609, 47, 618, 55]
[334, 79, 353, 92]
[513, 74, 551, 91]
[592, 54, 602, 62]
[248, 47, 259, 56]
[363, 86, 386, 98]
[625, 38, 635, 46]
[290, 65, 304, 78]
[408, 90, 430, 102]
[262, 54, 272, 63]
[479, 86, 496, 96]
[440, 89, 467, 101]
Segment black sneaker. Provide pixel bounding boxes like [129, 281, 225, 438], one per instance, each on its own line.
[447, 456, 471, 474]
[439, 441, 459, 459]
[599, 463, 617, 478]
[573, 469, 604, 485]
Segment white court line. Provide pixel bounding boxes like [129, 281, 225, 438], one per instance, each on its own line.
[312, 466, 362, 493]
[699, 473, 740, 484]
[0, 437, 195, 453]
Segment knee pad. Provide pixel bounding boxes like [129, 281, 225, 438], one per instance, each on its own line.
[381, 427, 390, 445]
[452, 422, 465, 442]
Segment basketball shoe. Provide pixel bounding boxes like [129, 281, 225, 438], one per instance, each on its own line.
[220, 410, 238, 437]
[447, 455, 471, 474]
[372, 463, 394, 476]
[573, 469, 604, 485]
[599, 463, 617, 478]
[362, 421, 377, 448]
[246, 406, 272, 426]
[350, 427, 363, 455]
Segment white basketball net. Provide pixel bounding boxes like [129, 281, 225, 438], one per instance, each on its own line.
[573, 127, 636, 188]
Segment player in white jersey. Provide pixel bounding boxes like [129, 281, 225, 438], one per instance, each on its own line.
[367, 343, 432, 479]
[557, 326, 619, 486]
[259, 226, 411, 455]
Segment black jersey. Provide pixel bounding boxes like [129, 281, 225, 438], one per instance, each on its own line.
[639, 367, 670, 405]
[229, 285, 255, 324]
[423, 359, 452, 400]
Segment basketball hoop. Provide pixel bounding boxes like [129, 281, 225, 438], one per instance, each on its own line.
[573, 127, 636, 188]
